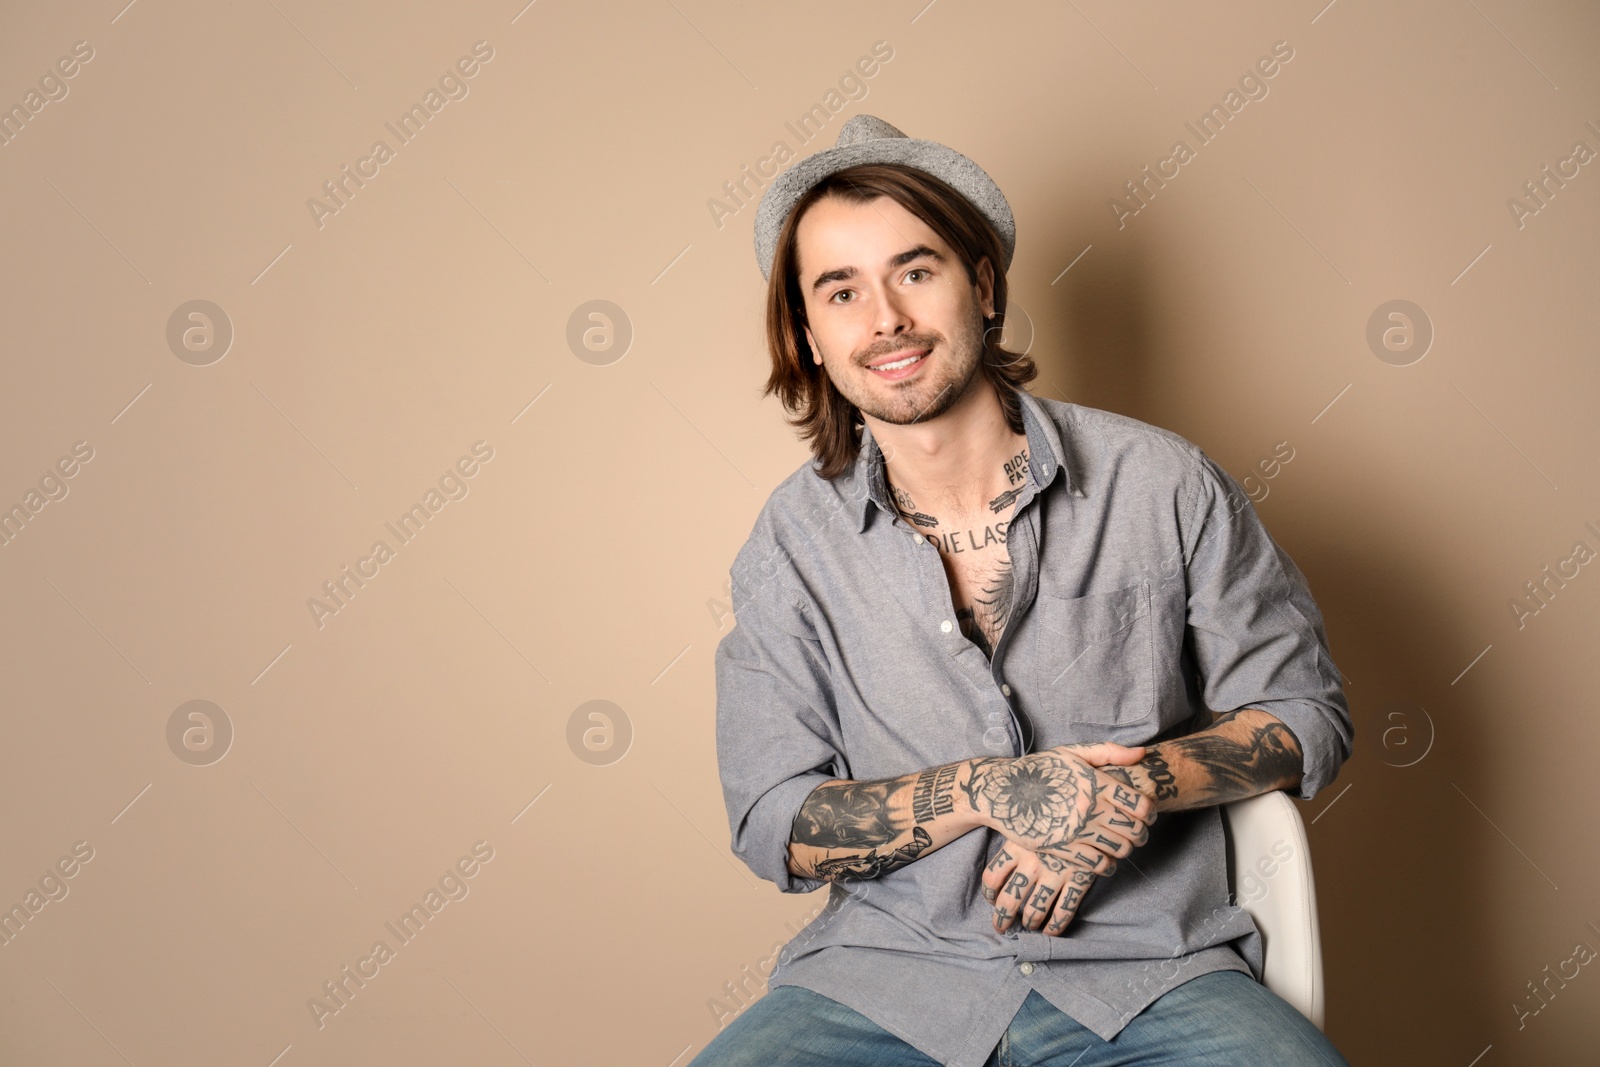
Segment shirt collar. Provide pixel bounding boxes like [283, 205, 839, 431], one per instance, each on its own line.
[851, 387, 1071, 533]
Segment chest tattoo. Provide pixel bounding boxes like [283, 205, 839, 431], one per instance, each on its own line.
[891, 483, 1023, 661]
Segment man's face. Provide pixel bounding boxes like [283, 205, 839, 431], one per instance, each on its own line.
[796, 194, 995, 426]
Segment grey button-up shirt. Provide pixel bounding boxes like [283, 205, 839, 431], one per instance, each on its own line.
[714, 387, 1352, 1067]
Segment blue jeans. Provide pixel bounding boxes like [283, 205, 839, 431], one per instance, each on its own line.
[690, 970, 1351, 1066]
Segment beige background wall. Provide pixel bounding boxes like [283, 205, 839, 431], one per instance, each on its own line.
[1, 1, 1596, 1063]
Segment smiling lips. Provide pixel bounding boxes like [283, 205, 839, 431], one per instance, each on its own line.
[867, 347, 930, 380]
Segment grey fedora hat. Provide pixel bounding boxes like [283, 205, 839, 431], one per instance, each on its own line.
[753, 114, 1016, 283]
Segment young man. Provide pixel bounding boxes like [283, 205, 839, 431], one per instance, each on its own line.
[697, 115, 1354, 1066]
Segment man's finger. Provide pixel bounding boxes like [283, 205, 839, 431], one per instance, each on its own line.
[1101, 798, 1151, 848]
[994, 866, 1035, 931]
[1038, 841, 1119, 877]
[1021, 875, 1062, 931]
[1095, 774, 1156, 831]
[1042, 868, 1098, 936]
[981, 842, 1020, 904]
[1063, 742, 1146, 767]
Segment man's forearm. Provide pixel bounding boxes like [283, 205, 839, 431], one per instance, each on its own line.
[786, 760, 983, 883]
[1111, 708, 1304, 813]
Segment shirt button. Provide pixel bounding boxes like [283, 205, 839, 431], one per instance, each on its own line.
[911, 533, 924, 544]
[1001, 683, 1012, 696]
[940, 619, 953, 634]
[1018, 961, 1034, 975]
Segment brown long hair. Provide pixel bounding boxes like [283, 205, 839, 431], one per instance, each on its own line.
[762, 163, 1038, 480]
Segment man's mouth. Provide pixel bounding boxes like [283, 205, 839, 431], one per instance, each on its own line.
[868, 348, 931, 377]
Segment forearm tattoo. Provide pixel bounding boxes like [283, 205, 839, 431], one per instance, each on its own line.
[1133, 711, 1304, 810]
[1171, 716, 1302, 800]
[1140, 750, 1179, 804]
[790, 764, 963, 883]
[811, 827, 933, 881]
[912, 765, 959, 824]
[791, 780, 896, 849]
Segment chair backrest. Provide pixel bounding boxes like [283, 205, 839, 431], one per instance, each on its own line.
[1218, 789, 1326, 1031]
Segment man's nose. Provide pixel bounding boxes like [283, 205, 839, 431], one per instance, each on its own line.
[875, 287, 915, 337]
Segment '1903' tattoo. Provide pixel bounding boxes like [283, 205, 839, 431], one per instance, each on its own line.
[912, 765, 959, 824]
[1141, 751, 1178, 802]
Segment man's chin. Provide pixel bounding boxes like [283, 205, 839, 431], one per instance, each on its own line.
[859, 383, 960, 426]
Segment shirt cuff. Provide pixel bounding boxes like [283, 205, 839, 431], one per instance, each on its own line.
[1244, 697, 1348, 801]
[736, 770, 836, 894]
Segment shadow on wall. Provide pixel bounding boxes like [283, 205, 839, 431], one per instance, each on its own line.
[1034, 231, 1495, 1065]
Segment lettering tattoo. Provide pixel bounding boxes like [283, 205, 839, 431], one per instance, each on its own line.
[929, 520, 1009, 555]
[1043, 871, 1095, 934]
[1003, 447, 1030, 486]
[994, 849, 1097, 935]
[1140, 751, 1179, 803]
[912, 764, 960, 824]
[985, 844, 1015, 876]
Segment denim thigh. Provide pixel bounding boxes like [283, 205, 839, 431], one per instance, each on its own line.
[688, 983, 942, 1067]
[998, 970, 1352, 1067]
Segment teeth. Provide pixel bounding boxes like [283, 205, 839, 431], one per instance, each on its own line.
[873, 352, 925, 372]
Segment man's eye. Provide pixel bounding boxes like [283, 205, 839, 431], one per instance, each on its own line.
[905, 268, 929, 283]
[829, 290, 854, 304]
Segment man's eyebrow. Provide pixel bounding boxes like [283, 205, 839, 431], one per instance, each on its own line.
[809, 245, 945, 295]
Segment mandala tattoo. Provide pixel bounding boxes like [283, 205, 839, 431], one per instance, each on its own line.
[963, 753, 1097, 850]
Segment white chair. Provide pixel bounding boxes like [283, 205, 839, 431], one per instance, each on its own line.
[1218, 790, 1326, 1031]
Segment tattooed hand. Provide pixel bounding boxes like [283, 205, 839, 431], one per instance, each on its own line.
[981, 841, 1099, 936]
[964, 741, 1155, 877]
[979, 742, 1155, 935]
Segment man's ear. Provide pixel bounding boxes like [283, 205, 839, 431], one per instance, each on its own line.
[975, 255, 996, 319]
[803, 324, 822, 365]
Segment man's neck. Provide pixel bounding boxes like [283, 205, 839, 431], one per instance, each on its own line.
[868, 384, 1031, 520]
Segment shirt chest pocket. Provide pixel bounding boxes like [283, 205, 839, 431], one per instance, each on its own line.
[1031, 580, 1155, 726]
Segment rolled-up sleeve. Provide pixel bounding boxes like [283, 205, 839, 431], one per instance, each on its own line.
[714, 543, 845, 893]
[1179, 451, 1354, 800]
